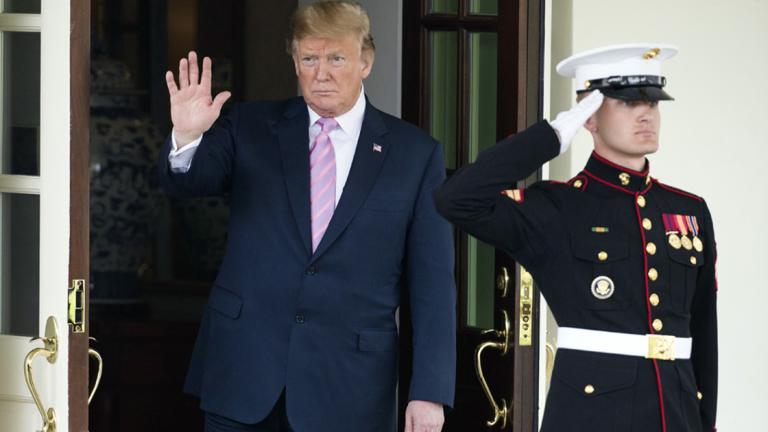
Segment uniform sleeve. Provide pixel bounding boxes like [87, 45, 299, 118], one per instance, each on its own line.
[690, 200, 718, 431]
[406, 141, 457, 407]
[157, 104, 240, 198]
[433, 120, 563, 268]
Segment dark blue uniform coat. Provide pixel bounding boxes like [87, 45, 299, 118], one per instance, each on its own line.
[435, 121, 717, 432]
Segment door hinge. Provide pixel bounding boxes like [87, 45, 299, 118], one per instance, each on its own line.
[68, 279, 86, 333]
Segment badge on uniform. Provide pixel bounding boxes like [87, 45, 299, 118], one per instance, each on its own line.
[502, 188, 524, 203]
[662, 213, 703, 252]
[591, 275, 615, 299]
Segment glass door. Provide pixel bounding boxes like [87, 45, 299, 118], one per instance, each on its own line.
[0, 1, 93, 431]
[400, 0, 544, 430]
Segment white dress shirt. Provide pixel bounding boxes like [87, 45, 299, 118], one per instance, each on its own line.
[168, 87, 367, 207]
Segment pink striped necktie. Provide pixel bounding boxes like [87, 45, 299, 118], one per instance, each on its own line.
[310, 117, 338, 252]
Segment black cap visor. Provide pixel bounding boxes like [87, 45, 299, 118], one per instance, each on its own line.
[579, 85, 674, 101]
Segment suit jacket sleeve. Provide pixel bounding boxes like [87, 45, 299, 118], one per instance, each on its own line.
[433, 120, 564, 268]
[405, 140, 457, 407]
[690, 200, 718, 431]
[157, 104, 240, 198]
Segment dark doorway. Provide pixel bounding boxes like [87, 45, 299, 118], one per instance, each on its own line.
[87, 1, 297, 430]
[399, 0, 545, 430]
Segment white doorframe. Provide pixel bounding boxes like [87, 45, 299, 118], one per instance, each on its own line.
[0, 0, 71, 430]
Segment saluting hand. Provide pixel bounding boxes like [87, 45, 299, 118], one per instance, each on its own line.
[550, 89, 604, 153]
[165, 51, 232, 147]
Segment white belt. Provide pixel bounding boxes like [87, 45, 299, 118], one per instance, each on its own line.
[557, 327, 692, 360]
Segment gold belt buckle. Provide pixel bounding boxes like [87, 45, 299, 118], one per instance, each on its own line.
[647, 334, 676, 360]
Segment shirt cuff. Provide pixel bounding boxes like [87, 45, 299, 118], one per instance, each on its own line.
[168, 130, 203, 173]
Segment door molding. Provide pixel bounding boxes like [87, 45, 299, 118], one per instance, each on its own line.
[68, 0, 91, 430]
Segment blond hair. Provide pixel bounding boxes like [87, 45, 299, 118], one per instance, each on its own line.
[287, 1, 375, 58]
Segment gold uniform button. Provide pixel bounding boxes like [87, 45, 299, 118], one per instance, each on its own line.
[646, 242, 657, 255]
[649, 293, 660, 306]
[637, 195, 646, 207]
[697, 391, 703, 401]
[690, 256, 698, 265]
[642, 218, 653, 230]
[573, 179, 583, 188]
[648, 268, 659, 281]
[652, 319, 663, 331]
[598, 251, 608, 261]
[584, 385, 595, 394]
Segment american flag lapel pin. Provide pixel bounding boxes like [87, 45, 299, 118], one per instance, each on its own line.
[372, 143, 382, 153]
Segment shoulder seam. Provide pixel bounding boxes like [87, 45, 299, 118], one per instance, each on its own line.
[655, 180, 704, 202]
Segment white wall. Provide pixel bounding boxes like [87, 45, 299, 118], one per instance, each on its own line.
[546, 1, 768, 430]
[297, 0, 403, 116]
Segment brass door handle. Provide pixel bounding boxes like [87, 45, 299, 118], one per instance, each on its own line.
[545, 343, 556, 388]
[475, 310, 511, 428]
[24, 316, 59, 432]
[88, 347, 103, 404]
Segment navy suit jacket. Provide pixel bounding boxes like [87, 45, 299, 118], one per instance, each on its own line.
[158, 97, 456, 431]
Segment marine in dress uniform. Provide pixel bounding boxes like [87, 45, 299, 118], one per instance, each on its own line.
[434, 44, 717, 431]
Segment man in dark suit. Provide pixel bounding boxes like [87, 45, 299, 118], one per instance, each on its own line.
[158, 2, 455, 431]
[435, 44, 717, 431]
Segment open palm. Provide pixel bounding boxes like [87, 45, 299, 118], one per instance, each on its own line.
[165, 51, 231, 145]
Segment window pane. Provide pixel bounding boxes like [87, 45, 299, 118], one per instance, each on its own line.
[1, 31, 41, 175]
[429, 0, 458, 14]
[0, 193, 39, 337]
[465, 32, 498, 329]
[468, 32, 497, 159]
[1, 0, 41, 14]
[470, 0, 498, 16]
[465, 236, 495, 329]
[428, 31, 458, 170]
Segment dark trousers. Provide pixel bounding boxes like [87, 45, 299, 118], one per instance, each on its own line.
[204, 392, 293, 432]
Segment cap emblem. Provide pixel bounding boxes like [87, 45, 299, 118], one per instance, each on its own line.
[643, 48, 661, 60]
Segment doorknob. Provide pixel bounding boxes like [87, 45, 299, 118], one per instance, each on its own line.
[475, 310, 511, 428]
[24, 316, 59, 432]
[496, 266, 510, 298]
[88, 337, 104, 405]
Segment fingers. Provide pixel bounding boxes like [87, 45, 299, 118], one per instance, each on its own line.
[212, 91, 232, 111]
[201, 56, 213, 90]
[165, 71, 178, 96]
[188, 51, 199, 86]
[178, 57, 189, 89]
[404, 410, 413, 432]
[580, 89, 604, 113]
[406, 402, 443, 432]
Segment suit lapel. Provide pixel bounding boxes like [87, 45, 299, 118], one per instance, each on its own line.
[311, 104, 389, 263]
[277, 98, 313, 256]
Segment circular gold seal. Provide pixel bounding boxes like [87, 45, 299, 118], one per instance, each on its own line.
[668, 233, 682, 249]
[693, 236, 704, 252]
[591, 276, 615, 300]
[681, 235, 693, 250]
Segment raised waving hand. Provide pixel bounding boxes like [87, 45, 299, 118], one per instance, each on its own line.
[165, 51, 231, 147]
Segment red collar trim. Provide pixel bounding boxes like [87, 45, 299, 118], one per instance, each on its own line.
[591, 151, 649, 176]
[582, 169, 652, 195]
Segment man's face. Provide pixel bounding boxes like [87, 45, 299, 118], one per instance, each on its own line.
[587, 96, 661, 159]
[293, 35, 373, 117]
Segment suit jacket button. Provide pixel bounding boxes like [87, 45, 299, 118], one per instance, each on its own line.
[295, 314, 305, 324]
[305, 266, 318, 275]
